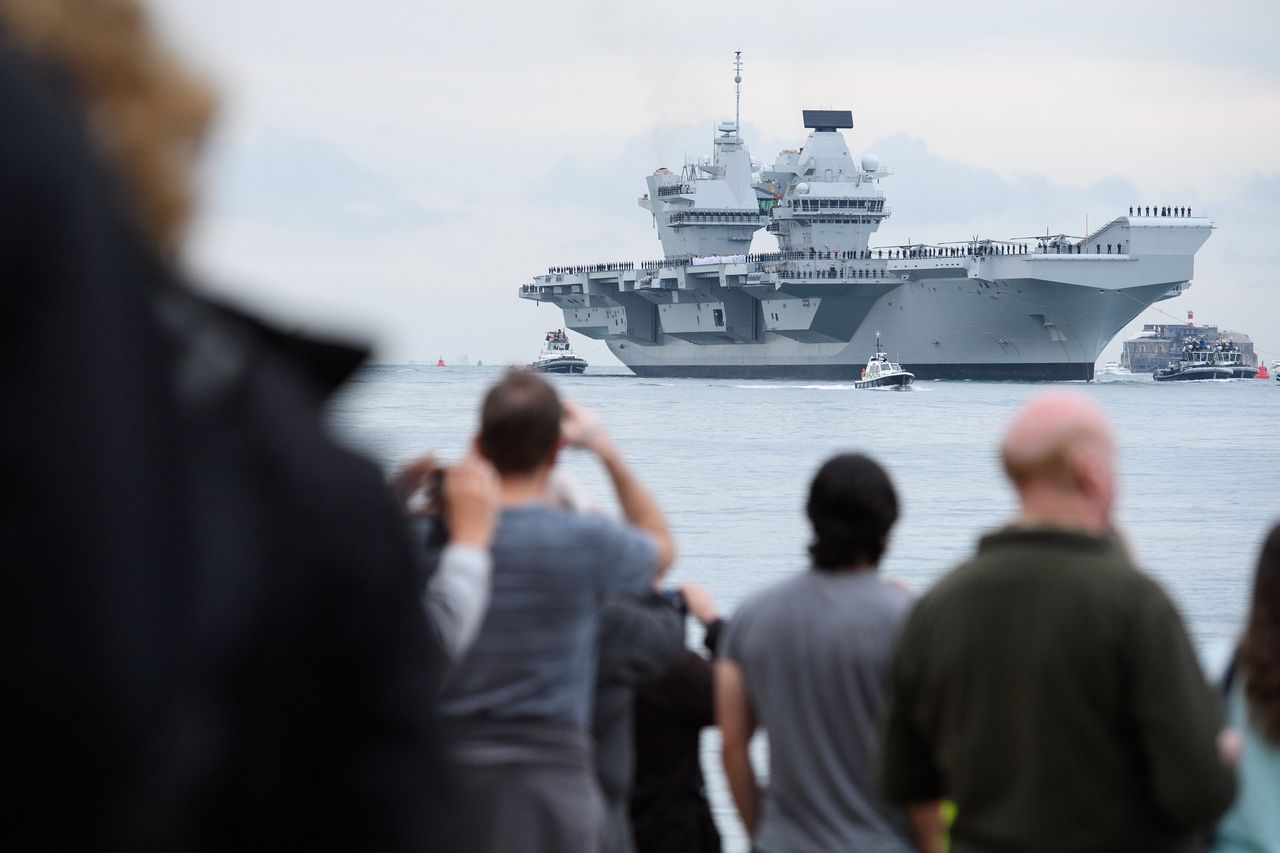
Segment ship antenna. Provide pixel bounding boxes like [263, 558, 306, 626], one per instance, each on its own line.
[733, 50, 743, 135]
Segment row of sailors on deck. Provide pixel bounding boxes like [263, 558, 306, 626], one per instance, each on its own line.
[1131, 205, 1193, 217]
[547, 262, 637, 274]
[878, 244, 1029, 259]
[551, 250, 882, 276]
[777, 266, 880, 279]
[542, 236, 1140, 282]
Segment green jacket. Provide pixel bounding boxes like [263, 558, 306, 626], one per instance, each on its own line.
[881, 526, 1236, 853]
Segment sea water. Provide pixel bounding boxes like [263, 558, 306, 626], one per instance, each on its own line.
[329, 367, 1279, 852]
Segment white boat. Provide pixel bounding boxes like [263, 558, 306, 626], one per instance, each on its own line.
[855, 334, 913, 389]
[1098, 361, 1131, 376]
[528, 329, 588, 374]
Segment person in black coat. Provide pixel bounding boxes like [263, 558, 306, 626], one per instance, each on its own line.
[630, 585, 725, 853]
[594, 592, 685, 853]
[0, 11, 460, 851]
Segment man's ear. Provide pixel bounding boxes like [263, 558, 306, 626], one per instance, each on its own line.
[1073, 449, 1105, 502]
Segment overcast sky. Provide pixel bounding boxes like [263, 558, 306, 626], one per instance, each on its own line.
[154, 0, 1280, 367]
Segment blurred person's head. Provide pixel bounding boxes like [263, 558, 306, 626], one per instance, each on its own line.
[1001, 392, 1115, 533]
[1242, 523, 1280, 743]
[0, 0, 215, 255]
[477, 370, 562, 480]
[806, 453, 898, 571]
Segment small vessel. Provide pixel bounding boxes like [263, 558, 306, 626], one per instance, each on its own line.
[1153, 340, 1258, 381]
[529, 329, 588, 374]
[855, 334, 913, 389]
[1257, 361, 1270, 380]
[436, 357, 446, 367]
[1098, 361, 1131, 376]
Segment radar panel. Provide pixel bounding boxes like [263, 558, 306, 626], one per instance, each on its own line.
[802, 109, 853, 131]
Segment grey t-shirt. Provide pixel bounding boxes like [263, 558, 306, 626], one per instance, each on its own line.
[721, 570, 915, 853]
[436, 505, 657, 731]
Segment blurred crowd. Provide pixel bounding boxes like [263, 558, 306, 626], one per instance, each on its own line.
[4, 3, 1277, 852]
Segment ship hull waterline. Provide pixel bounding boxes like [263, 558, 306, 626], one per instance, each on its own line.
[627, 362, 1089, 381]
[536, 268, 1193, 383]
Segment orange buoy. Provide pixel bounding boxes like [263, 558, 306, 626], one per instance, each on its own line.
[436, 357, 446, 367]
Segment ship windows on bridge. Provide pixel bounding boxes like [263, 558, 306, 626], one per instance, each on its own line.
[790, 198, 884, 213]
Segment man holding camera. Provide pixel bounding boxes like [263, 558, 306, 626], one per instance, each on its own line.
[431, 370, 676, 853]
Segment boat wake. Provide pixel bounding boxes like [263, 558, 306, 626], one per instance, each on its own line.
[727, 382, 929, 392]
[730, 383, 858, 391]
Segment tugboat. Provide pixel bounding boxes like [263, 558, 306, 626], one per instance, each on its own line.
[529, 329, 588, 375]
[1153, 339, 1258, 381]
[855, 333, 914, 389]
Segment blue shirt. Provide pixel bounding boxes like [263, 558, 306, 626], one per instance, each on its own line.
[435, 505, 657, 730]
[1213, 677, 1280, 852]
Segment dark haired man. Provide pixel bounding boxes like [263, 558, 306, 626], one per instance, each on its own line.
[716, 454, 915, 852]
[433, 370, 675, 853]
[881, 393, 1235, 852]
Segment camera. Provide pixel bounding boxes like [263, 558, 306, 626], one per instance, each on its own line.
[423, 467, 450, 549]
[657, 587, 686, 617]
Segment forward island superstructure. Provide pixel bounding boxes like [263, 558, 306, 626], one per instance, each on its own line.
[518, 57, 1212, 380]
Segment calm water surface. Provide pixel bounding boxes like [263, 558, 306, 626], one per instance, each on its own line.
[329, 367, 1279, 851]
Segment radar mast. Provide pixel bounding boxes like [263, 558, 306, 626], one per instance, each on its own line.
[733, 50, 742, 135]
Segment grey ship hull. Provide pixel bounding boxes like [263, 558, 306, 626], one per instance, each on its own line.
[609, 275, 1181, 381]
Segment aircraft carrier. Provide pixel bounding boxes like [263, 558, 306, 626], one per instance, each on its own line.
[518, 56, 1212, 380]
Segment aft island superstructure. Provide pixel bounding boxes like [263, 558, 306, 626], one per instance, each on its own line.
[518, 59, 1212, 380]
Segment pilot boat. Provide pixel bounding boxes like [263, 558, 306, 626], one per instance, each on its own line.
[855, 334, 913, 389]
[529, 329, 588, 374]
[1153, 341, 1257, 381]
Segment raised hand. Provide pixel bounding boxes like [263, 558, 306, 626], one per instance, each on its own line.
[443, 454, 501, 549]
[390, 455, 437, 515]
[680, 584, 719, 626]
[560, 401, 611, 456]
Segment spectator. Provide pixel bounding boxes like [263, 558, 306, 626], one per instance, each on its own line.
[595, 593, 685, 853]
[1213, 522, 1280, 851]
[881, 393, 1236, 852]
[432, 372, 675, 853]
[1, 2, 459, 849]
[393, 454, 502, 662]
[632, 585, 726, 853]
[717, 454, 915, 852]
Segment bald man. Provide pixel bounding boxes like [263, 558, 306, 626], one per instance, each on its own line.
[880, 393, 1235, 853]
